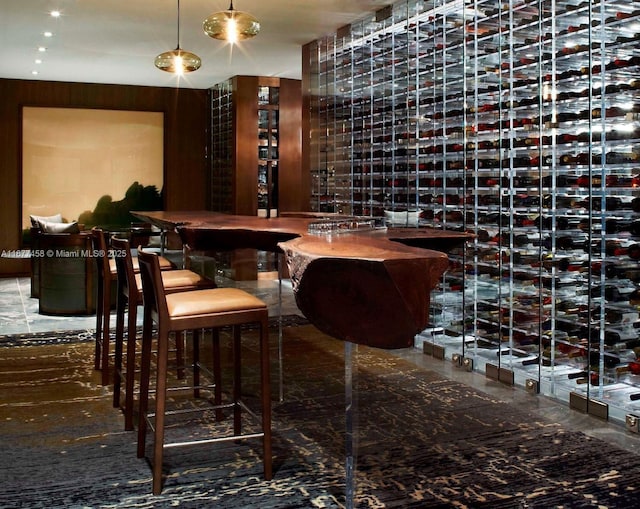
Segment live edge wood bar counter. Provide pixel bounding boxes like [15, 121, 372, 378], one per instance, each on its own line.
[132, 211, 471, 350]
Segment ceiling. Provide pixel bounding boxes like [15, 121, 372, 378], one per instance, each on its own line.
[0, 0, 390, 90]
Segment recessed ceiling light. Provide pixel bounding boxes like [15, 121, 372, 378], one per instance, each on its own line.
[35, 59, 42, 64]
[44, 31, 53, 37]
[32, 70, 39, 75]
[50, 10, 61, 18]
[38, 46, 47, 52]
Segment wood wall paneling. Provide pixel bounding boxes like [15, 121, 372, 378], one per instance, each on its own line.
[232, 75, 260, 215]
[278, 78, 304, 213]
[0, 78, 209, 276]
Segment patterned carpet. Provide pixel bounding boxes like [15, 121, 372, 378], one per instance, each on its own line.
[2, 322, 640, 508]
[0, 315, 310, 348]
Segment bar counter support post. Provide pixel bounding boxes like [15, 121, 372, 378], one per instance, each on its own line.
[345, 341, 358, 509]
[277, 252, 284, 402]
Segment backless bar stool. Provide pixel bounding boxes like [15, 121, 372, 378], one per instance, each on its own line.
[92, 228, 174, 386]
[110, 237, 217, 430]
[136, 250, 272, 495]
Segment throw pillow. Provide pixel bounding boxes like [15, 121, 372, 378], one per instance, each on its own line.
[30, 213, 63, 227]
[37, 220, 81, 234]
[384, 210, 421, 227]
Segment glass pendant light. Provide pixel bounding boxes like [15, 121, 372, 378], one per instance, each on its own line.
[203, 1, 260, 44]
[155, 0, 201, 74]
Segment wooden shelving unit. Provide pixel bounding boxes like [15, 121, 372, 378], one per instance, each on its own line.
[210, 75, 303, 216]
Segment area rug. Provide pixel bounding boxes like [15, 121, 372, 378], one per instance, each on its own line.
[1, 324, 640, 508]
[0, 314, 309, 348]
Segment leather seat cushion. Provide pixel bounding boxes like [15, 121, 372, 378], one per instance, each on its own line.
[135, 270, 214, 292]
[166, 288, 266, 317]
[110, 255, 173, 275]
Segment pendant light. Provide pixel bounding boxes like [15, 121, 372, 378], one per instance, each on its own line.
[155, 0, 201, 74]
[203, 1, 260, 44]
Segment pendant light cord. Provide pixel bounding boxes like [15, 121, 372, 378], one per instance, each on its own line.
[176, 0, 181, 49]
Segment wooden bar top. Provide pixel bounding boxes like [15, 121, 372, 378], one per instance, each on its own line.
[132, 211, 471, 349]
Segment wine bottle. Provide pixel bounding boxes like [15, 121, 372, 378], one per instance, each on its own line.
[578, 196, 632, 211]
[557, 133, 579, 144]
[628, 361, 640, 376]
[605, 239, 634, 256]
[605, 175, 634, 187]
[557, 259, 588, 272]
[601, 262, 640, 282]
[603, 327, 640, 346]
[543, 194, 576, 209]
[589, 351, 621, 368]
[605, 218, 633, 233]
[594, 284, 638, 302]
[556, 234, 588, 251]
[628, 243, 640, 260]
[512, 194, 539, 207]
[609, 196, 634, 210]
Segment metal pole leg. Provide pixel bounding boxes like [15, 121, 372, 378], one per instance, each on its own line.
[345, 341, 358, 509]
[277, 252, 284, 402]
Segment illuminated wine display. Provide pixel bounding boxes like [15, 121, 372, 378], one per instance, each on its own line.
[305, 0, 640, 424]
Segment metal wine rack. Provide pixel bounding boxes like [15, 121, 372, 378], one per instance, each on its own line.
[305, 0, 640, 424]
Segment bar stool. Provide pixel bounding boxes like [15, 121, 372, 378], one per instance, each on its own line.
[110, 236, 217, 430]
[136, 250, 272, 495]
[91, 227, 174, 386]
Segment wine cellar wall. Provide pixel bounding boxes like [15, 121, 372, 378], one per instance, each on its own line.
[304, 0, 640, 425]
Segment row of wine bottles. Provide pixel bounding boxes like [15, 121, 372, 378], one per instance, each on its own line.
[363, 129, 640, 149]
[341, 98, 640, 122]
[340, 74, 640, 112]
[354, 174, 640, 190]
[352, 95, 640, 120]
[350, 152, 640, 167]
[352, 192, 640, 214]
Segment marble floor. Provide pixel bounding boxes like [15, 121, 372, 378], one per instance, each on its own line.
[0, 273, 300, 336]
[2, 274, 640, 456]
[0, 276, 97, 334]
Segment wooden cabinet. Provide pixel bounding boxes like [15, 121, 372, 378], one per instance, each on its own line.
[210, 76, 303, 216]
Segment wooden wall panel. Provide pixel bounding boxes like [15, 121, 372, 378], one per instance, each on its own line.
[278, 78, 304, 213]
[232, 75, 260, 215]
[0, 78, 209, 276]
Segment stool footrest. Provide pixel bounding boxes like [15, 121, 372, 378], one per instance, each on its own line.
[145, 399, 248, 430]
[163, 432, 265, 450]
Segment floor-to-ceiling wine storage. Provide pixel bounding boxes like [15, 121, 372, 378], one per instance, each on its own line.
[304, 0, 640, 426]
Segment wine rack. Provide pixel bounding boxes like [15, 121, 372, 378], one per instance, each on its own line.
[210, 80, 233, 214]
[209, 75, 303, 217]
[304, 0, 640, 424]
[258, 87, 279, 217]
